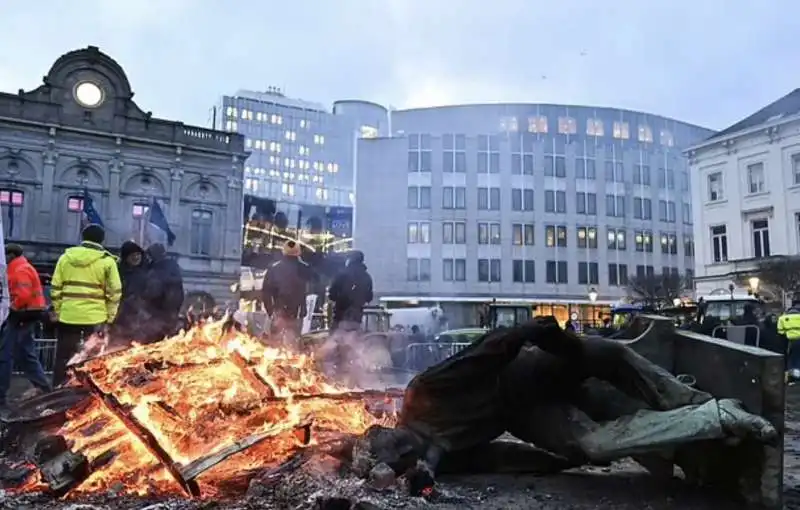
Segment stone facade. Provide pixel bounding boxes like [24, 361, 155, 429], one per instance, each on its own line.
[0, 46, 247, 308]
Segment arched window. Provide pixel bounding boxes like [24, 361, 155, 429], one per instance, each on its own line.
[64, 195, 85, 243]
[190, 209, 213, 256]
[0, 189, 25, 239]
[131, 202, 150, 244]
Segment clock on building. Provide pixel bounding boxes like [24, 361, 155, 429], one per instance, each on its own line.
[74, 81, 104, 108]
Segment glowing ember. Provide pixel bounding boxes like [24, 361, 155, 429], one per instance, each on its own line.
[17, 319, 396, 498]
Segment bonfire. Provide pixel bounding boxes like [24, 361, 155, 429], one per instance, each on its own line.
[2, 319, 400, 501]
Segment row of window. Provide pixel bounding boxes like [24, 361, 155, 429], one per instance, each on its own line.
[410, 186, 693, 222]
[407, 256, 690, 285]
[706, 156, 800, 203]
[709, 219, 771, 263]
[409, 116, 676, 144]
[412, 149, 688, 187]
[0, 190, 213, 256]
[407, 220, 695, 256]
[225, 107, 314, 132]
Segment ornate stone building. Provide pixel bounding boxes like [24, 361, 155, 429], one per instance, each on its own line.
[0, 46, 246, 309]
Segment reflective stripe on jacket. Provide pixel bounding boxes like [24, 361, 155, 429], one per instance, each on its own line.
[6, 256, 46, 311]
[51, 241, 122, 325]
[778, 312, 800, 342]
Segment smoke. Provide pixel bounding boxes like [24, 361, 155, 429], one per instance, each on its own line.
[67, 304, 180, 367]
[315, 326, 406, 390]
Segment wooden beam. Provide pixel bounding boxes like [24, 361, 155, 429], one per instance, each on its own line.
[179, 421, 312, 481]
[74, 371, 201, 497]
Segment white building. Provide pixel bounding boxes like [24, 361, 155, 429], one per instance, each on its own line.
[687, 88, 800, 298]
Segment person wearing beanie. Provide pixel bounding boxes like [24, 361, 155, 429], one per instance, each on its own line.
[109, 240, 150, 347]
[261, 240, 310, 345]
[50, 223, 122, 386]
[0, 244, 52, 408]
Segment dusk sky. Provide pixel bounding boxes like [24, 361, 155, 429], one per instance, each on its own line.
[1, 0, 798, 131]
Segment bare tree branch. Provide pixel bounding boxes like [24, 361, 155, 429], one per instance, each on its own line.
[626, 272, 690, 308]
[756, 256, 800, 299]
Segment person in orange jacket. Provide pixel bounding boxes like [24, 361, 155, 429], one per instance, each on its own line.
[0, 244, 52, 409]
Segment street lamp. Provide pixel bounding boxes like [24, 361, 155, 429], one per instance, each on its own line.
[588, 288, 598, 303]
[748, 276, 760, 296]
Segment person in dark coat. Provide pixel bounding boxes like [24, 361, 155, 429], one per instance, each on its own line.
[109, 241, 149, 346]
[141, 243, 184, 343]
[261, 240, 310, 345]
[328, 250, 373, 331]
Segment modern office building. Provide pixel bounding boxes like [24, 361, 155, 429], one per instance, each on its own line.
[688, 88, 800, 301]
[215, 92, 391, 301]
[353, 104, 714, 325]
[0, 46, 246, 308]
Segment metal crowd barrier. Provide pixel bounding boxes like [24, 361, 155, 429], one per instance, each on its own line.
[711, 324, 761, 348]
[12, 338, 57, 375]
[405, 342, 471, 372]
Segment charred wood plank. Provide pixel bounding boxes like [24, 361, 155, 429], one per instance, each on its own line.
[179, 421, 312, 481]
[261, 388, 405, 403]
[39, 449, 90, 496]
[73, 371, 200, 497]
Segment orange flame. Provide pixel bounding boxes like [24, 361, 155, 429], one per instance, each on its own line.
[21, 319, 396, 498]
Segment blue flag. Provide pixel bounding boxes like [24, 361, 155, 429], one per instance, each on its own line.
[6, 202, 13, 238]
[82, 188, 104, 227]
[149, 198, 176, 246]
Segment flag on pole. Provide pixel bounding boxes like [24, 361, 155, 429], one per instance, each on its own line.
[6, 202, 13, 238]
[82, 188, 104, 227]
[148, 198, 176, 246]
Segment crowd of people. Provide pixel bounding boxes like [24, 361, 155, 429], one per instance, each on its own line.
[0, 224, 185, 410]
[259, 239, 374, 343]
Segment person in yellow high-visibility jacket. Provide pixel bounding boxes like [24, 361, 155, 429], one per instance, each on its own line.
[50, 224, 121, 386]
[778, 298, 800, 380]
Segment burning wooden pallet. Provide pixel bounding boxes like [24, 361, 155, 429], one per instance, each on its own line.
[0, 322, 401, 499]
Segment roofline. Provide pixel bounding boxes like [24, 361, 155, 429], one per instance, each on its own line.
[684, 111, 800, 154]
[392, 102, 715, 132]
[332, 99, 388, 112]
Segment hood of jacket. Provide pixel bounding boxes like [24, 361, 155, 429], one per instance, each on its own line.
[61, 242, 117, 268]
[7, 255, 32, 272]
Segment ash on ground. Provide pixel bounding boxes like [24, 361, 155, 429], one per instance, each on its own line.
[4, 379, 800, 509]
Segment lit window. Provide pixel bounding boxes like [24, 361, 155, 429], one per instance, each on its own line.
[527, 115, 548, 133]
[586, 118, 604, 136]
[557, 116, 577, 135]
[313, 134, 326, 145]
[332, 163, 339, 173]
[282, 183, 295, 196]
[285, 130, 296, 141]
[501, 117, 518, 132]
[226, 106, 234, 117]
[255, 112, 262, 122]
[240, 109, 248, 120]
[360, 125, 378, 138]
[0, 190, 24, 206]
[638, 125, 653, 143]
[660, 129, 674, 147]
[300, 119, 307, 129]
[315, 188, 329, 200]
[613, 121, 629, 139]
[132, 203, 149, 218]
[245, 139, 252, 149]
